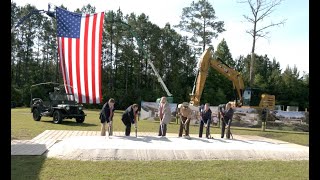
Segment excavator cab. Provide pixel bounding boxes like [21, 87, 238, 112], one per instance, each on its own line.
[242, 88, 261, 107]
[242, 88, 275, 110]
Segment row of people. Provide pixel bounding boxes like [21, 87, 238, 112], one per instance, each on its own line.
[99, 97, 234, 138]
[99, 98, 139, 136]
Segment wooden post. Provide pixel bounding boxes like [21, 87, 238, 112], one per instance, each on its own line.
[262, 121, 266, 131]
[261, 108, 268, 132]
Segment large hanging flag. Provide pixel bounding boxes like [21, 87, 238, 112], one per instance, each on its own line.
[56, 7, 105, 104]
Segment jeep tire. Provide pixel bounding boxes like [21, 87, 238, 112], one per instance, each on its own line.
[33, 108, 41, 121]
[76, 110, 85, 123]
[53, 110, 63, 124]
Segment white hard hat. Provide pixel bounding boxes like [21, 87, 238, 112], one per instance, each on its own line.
[182, 102, 189, 107]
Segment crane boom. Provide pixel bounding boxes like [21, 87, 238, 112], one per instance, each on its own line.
[147, 60, 172, 97]
[11, 4, 55, 33]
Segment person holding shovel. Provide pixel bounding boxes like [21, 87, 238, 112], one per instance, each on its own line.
[178, 102, 192, 138]
[199, 103, 212, 138]
[121, 103, 139, 136]
[99, 98, 115, 136]
[158, 96, 171, 137]
[220, 102, 234, 139]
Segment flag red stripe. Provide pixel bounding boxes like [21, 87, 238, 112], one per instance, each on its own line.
[98, 13, 104, 103]
[64, 40, 71, 95]
[83, 14, 89, 103]
[91, 14, 97, 104]
[76, 39, 82, 103]
[59, 38, 68, 94]
[67, 38, 73, 95]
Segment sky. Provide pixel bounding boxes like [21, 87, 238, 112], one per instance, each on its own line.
[12, 0, 309, 75]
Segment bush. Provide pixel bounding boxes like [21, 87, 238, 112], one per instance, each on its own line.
[11, 86, 23, 107]
[292, 124, 309, 132]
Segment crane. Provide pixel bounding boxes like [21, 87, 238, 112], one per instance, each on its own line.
[147, 59, 172, 97]
[147, 60, 174, 103]
[11, 4, 55, 33]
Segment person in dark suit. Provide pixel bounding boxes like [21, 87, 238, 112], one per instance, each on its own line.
[199, 103, 212, 138]
[121, 104, 139, 136]
[99, 98, 115, 136]
[220, 102, 234, 139]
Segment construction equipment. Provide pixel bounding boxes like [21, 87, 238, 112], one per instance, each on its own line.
[147, 59, 174, 103]
[189, 47, 275, 110]
[11, 4, 55, 33]
[110, 21, 173, 103]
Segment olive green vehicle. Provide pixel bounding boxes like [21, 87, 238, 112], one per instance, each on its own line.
[30, 82, 86, 124]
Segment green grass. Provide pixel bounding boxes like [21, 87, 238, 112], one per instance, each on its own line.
[11, 108, 309, 180]
[11, 156, 309, 180]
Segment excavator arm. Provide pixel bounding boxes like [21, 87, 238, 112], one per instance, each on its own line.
[190, 48, 245, 107]
[190, 48, 211, 106]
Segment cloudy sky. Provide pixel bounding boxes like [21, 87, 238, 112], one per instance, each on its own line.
[12, 0, 309, 75]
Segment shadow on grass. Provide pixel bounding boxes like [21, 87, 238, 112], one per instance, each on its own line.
[40, 119, 97, 127]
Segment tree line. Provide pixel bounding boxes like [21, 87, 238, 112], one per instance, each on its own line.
[11, 2, 308, 111]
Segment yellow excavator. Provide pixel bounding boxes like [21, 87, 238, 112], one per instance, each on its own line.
[189, 47, 275, 110]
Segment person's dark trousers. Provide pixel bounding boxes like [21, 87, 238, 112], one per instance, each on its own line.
[199, 120, 204, 137]
[158, 124, 167, 136]
[221, 118, 226, 138]
[226, 125, 231, 139]
[179, 116, 190, 137]
[125, 124, 131, 136]
[199, 119, 211, 138]
[122, 119, 131, 136]
[221, 118, 231, 138]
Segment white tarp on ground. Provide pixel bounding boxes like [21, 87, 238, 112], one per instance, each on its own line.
[44, 135, 309, 161]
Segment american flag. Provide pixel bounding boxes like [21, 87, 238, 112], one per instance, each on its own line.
[56, 7, 105, 104]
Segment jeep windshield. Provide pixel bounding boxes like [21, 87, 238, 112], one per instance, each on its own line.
[49, 93, 75, 101]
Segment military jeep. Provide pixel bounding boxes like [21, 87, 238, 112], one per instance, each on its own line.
[30, 82, 86, 124]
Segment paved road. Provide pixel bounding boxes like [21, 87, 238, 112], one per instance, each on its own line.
[11, 130, 309, 161]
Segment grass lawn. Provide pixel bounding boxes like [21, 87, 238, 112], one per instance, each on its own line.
[11, 108, 309, 179]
